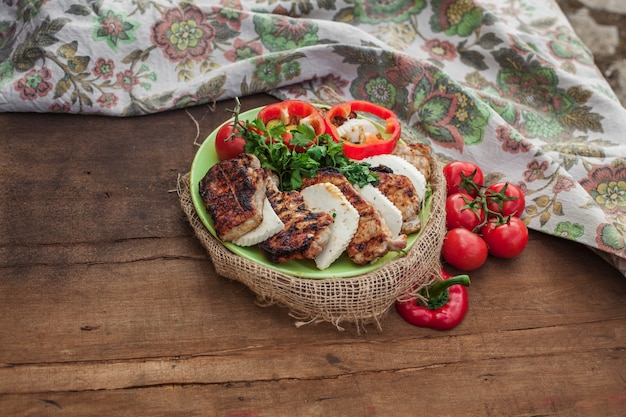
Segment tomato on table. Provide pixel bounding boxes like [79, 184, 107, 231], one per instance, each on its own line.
[480, 216, 529, 258]
[441, 228, 488, 271]
[445, 192, 485, 232]
[214, 121, 247, 160]
[486, 182, 526, 218]
[324, 100, 401, 159]
[443, 161, 484, 197]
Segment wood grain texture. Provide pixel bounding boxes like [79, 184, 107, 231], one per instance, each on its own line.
[1, 95, 625, 416]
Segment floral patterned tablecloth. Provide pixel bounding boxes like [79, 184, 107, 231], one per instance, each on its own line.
[2, 0, 625, 277]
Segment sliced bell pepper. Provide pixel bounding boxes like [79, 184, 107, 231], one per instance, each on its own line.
[257, 100, 326, 136]
[395, 269, 470, 330]
[324, 100, 401, 160]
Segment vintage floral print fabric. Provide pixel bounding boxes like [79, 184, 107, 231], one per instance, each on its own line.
[1, 0, 626, 276]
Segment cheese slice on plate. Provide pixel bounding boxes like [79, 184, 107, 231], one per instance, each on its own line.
[301, 183, 359, 270]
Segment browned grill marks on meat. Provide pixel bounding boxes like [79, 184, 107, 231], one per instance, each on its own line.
[198, 154, 267, 242]
[302, 167, 407, 265]
[260, 179, 333, 263]
[370, 166, 421, 234]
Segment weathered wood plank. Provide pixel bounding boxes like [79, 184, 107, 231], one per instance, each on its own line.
[1, 350, 624, 416]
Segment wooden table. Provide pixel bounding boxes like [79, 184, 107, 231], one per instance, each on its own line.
[1, 94, 625, 416]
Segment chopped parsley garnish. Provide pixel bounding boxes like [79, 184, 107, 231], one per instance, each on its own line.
[242, 117, 379, 191]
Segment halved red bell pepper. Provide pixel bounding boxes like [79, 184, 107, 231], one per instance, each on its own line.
[324, 100, 401, 160]
[257, 100, 326, 136]
[395, 269, 470, 330]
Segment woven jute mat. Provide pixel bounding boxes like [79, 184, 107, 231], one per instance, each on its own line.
[177, 155, 446, 332]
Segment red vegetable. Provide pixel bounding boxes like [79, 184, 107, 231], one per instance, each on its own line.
[396, 269, 470, 330]
[443, 161, 484, 197]
[445, 192, 485, 232]
[324, 100, 401, 159]
[214, 120, 247, 160]
[481, 216, 529, 259]
[486, 182, 525, 218]
[257, 100, 325, 148]
[442, 228, 488, 271]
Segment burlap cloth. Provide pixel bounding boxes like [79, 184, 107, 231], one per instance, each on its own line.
[177, 154, 446, 331]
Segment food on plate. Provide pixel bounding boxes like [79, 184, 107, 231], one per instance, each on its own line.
[198, 153, 268, 242]
[354, 184, 403, 238]
[300, 183, 360, 270]
[324, 100, 401, 160]
[391, 141, 432, 182]
[368, 165, 422, 234]
[260, 176, 334, 264]
[232, 196, 284, 247]
[198, 99, 434, 271]
[362, 154, 427, 202]
[302, 167, 407, 265]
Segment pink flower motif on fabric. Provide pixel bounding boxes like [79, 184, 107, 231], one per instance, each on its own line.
[422, 39, 457, 61]
[151, 5, 215, 63]
[14, 67, 53, 100]
[93, 58, 115, 79]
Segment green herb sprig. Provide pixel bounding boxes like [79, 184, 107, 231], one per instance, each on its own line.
[243, 117, 378, 191]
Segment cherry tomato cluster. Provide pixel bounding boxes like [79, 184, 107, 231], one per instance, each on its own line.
[441, 161, 529, 271]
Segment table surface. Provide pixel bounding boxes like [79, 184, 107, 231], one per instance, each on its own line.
[1, 94, 625, 416]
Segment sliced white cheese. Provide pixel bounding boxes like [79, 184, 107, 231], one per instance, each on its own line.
[336, 118, 379, 144]
[363, 154, 427, 200]
[356, 184, 403, 238]
[301, 183, 359, 270]
[232, 197, 284, 247]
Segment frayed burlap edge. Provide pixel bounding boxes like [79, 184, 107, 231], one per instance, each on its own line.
[177, 155, 446, 332]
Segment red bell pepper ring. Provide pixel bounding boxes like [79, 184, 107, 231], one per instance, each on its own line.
[395, 269, 470, 330]
[257, 100, 326, 136]
[324, 100, 401, 160]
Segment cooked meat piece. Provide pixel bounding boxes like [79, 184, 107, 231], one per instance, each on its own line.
[363, 154, 427, 201]
[392, 141, 432, 182]
[198, 154, 267, 242]
[302, 168, 407, 265]
[260, 178, 333, 264]
[371, 166, 422, 234]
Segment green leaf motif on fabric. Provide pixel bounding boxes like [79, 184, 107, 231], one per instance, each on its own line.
[597, 222, 625, 253]
[353, 0, 426, 24]
[93, 10, 138, 52]
[430, 0, 483, 37]
[492, 47, 604, 140]
[548, 26, 594, 66]
[554, 221, 584, 240]
[253, 14, 319, 52]
[411, 70, 490, 150]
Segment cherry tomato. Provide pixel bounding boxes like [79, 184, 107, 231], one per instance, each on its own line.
[486, 182, 526, 217]
[480, 217, 529, 259]
[441, 228, 488, 271]
[214, 121, 246, 160]
[443, 161, 484, 197]
[445, 193, 485, 232]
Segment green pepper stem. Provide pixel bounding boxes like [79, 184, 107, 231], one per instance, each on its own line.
[422, 275, 471, 299]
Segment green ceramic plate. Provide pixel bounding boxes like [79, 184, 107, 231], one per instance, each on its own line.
[190, 107, 431, 279]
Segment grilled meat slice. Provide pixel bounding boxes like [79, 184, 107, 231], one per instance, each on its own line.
[198, 154, 267, 242]
[260, 178, 333, 264]
[302, 168, 407, 265]
[392, 141, 432, 182]
[371, 166, 422, 234]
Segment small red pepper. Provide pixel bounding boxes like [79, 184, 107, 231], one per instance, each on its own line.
[324, 100, 401, 160]
[395, 269, 470, 330]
